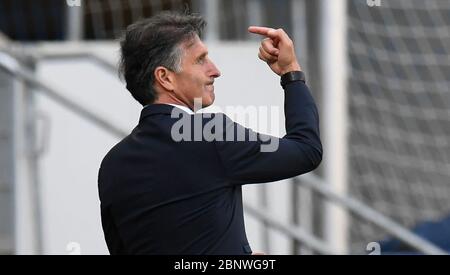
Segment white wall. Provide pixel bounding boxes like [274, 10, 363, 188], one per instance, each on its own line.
[21, 42, 294, 254]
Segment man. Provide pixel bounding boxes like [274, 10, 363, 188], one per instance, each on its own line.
[98, 11, 322, 255]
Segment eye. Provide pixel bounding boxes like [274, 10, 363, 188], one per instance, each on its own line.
[197, 56, 206, 64]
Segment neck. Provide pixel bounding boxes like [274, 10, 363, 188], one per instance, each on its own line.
[154, 93, 193, 111]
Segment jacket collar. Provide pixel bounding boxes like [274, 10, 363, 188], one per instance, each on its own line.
[139, 104, 192, 122]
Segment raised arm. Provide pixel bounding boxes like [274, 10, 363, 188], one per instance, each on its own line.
[212, 27, 322, 185]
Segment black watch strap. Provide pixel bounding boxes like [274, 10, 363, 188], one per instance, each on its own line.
[280, 71, 306, 88]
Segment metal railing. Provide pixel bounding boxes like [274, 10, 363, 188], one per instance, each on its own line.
[296, 174, 448, 255]
[0, 50, 447, 255]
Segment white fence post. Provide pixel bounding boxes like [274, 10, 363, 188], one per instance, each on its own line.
[320, 0, 349, 254]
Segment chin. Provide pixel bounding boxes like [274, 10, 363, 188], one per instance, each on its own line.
[202, 100, 213, 108]
[202, 94, 215, 107]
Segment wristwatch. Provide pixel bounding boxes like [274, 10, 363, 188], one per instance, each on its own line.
[280, 71, 306, 88]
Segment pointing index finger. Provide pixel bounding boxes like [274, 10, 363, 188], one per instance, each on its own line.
[248, 26, 277, 38]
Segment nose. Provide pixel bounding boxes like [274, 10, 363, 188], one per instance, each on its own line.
[209, 59, 221, 78]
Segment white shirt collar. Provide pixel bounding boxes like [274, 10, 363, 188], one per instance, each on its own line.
[167, 104, 195, 114]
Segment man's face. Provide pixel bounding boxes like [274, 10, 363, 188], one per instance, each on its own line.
[172, 35, 221, 110]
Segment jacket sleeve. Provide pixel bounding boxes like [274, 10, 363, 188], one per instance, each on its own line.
[213, 81, 322, 185]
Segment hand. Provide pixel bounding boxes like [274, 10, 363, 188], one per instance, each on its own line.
[248, 26, 301, 76]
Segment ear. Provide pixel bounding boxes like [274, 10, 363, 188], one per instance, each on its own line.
[154, 66, 175, 91]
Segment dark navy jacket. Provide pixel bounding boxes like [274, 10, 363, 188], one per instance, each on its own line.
[98, 81, 322, 255]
